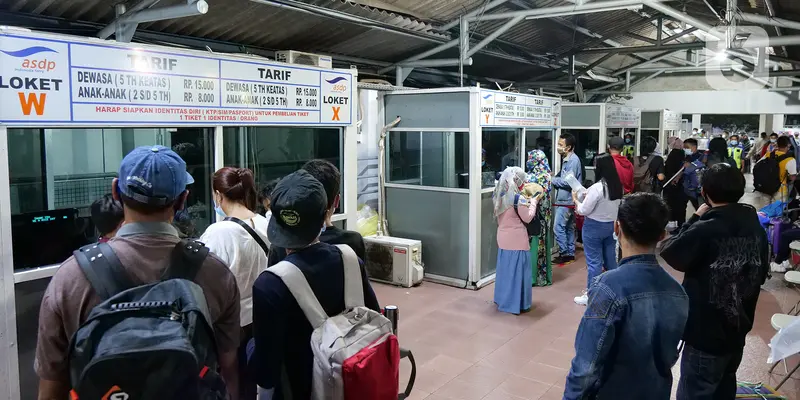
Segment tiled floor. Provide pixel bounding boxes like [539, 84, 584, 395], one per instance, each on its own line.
[373, 254, 800, 400]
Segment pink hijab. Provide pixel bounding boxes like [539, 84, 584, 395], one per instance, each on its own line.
[668, 136, 684, 150]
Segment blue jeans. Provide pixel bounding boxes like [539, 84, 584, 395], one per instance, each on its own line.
[582, 218, 617, 289]
[554, 206, 576, 257]
[677, 345, 742, 400]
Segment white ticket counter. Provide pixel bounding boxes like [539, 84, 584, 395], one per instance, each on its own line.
[383, 87, 561, 288]
[0, 27, 358, 400]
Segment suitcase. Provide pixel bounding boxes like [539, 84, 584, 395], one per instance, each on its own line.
[769, 217, 793, 257]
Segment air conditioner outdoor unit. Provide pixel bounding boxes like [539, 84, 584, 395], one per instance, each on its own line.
[275, 50, 332, 68]
[363, 236, 423, 288]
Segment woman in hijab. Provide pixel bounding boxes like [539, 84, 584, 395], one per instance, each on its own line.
[526, 150, 553, 286]
[664, 137, 688, 231]
[493, 166, 540, 314]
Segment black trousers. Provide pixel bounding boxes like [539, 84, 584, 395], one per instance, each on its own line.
[664, 188, 688, 228]
[677, 345, 743, 400]
[238, 324, 255, 400]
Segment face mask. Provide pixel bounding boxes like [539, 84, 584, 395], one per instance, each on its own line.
[557, 146, 566, 155]
[625, 139, 631, 144]
[214, 205, 226, 218]
[684, 148, 693, 155]
[481, 160, 486, 167]
[771, 139, 777, 143]
[730, 140, 738, 146]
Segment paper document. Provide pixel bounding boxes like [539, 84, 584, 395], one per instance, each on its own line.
[565, 173, 586, 193]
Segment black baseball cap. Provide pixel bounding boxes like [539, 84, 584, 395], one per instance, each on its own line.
[267, 170, 328, 249]
[608, 136, 625, 150]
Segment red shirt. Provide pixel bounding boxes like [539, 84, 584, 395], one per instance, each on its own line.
[612, 154, 635, 194]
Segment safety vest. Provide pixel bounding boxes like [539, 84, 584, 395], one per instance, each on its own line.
[728, 146, 743, 169]
[622, 145, 635, 157]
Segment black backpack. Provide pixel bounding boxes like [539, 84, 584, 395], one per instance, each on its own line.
[514, 194, 544, 238]
[68, 240, 227, 400]
[753, 151, 792, 195]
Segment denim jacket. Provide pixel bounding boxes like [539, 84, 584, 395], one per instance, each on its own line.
[563, 254, 689, 400]
[552, 152, 583, 206]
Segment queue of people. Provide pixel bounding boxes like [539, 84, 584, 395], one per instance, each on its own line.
[34, 129, 789, 400]
[490, 130, 772, 399]
[34, 146, 381, 400]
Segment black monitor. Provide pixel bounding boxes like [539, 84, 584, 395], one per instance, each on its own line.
[11, 208, 96, 271]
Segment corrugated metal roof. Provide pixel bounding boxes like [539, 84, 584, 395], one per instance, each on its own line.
[2, 0, 797, 88]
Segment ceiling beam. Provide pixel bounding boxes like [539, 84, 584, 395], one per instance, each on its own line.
[439, 0, 509, 31]
[578, 42, 705, 55]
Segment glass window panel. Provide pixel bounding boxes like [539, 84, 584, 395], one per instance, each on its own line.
[222, 127, 343, 214]
[386, 131, 469, 189]
[562, 129, 600, 168]
[482, 129, 521, 188]
[15, 277, 51, 400]
[7, 128, 214, 271]
[525, 130, 554, 169]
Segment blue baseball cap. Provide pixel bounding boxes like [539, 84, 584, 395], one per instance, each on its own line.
[117, 145, 194, 206]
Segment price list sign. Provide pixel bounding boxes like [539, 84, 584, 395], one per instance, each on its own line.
[0, 32, 353, 125]
[605, 105, 641, 128]
[479, 90, 559, 128]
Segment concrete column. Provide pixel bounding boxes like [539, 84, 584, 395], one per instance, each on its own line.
[691, 114, 701, 130]
[773, 114, 786, 133]
[759, 114, 768, 133]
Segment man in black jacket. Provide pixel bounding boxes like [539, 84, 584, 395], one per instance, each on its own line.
[660, 163, 769, 400]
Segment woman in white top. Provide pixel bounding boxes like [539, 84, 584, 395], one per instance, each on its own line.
[200, 167, 269, 400]
[572, 153, 623, 306]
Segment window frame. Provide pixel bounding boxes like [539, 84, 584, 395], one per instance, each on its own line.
[384, 129, 471, 192]
[220, 126, 346, 220]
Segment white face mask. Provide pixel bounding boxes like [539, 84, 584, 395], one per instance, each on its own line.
[684, 148, 693, 155]
[771, 139, 778, 144]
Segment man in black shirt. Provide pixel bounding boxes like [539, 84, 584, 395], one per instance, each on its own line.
[268, 159, 367, 266]
[660, 164, 769, 400]
[251, 170, 380, 400]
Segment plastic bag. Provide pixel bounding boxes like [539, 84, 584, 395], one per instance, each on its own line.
[356, 204, 378, 237]
[768, 317, 800, 363]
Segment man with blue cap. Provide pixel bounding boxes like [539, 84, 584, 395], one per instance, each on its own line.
[34, 145, 241, 400]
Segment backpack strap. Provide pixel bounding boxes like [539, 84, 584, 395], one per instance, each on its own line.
[162, 239, 209, 282]
[74, 242, 134, 301]
[513, 194, 524, 223]
[268, 261, 328, 329]
[336, 244, 365, 309]
[224, 217, 269, 257]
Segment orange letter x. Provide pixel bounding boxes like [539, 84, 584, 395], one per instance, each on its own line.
[332, 107, 341, 121]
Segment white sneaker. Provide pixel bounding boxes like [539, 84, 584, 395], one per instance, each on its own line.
[771, 261, 789, 273]
[574, 292, 589, 306]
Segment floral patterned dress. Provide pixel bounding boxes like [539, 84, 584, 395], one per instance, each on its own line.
[526, 150, 553, 286]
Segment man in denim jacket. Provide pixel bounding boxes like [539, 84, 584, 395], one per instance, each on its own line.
[563, 193, 688, 400]
[551, 133, 583, 264]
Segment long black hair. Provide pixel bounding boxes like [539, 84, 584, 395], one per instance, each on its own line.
[708, 137, 728, 160]
[594, 153, 623, 201]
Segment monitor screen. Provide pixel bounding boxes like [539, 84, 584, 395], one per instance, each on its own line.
[12, 208, 96, 271]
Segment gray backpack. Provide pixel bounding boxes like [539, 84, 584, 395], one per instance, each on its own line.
[268, 245, 399, 400]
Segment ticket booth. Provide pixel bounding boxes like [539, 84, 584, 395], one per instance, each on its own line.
[560, 103, 641, 181]
[641, 109, 682, 156]
[0, 28, 358, 399]
[382, 87, 561, 289]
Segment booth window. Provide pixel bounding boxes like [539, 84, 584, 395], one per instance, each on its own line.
[387, 131, 469, 189]
[6, 128, 215, 271]
[482, 129, 521, 188]
[223, 127, 343, 213]
[562, 129, 599, 168]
